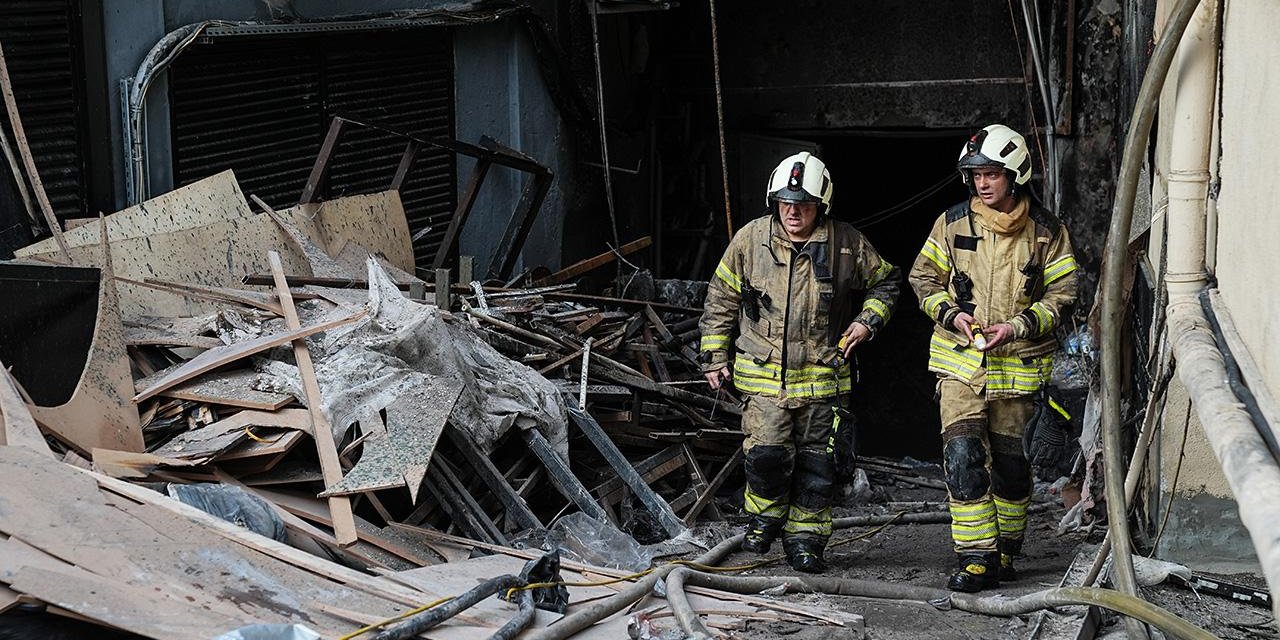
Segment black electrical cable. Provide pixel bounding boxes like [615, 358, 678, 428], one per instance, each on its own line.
[1198, 289, 1280, 463]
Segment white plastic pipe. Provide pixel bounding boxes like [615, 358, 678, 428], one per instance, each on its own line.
[1162, 0, 1280, 626]
[1164, 0, 1217, 299]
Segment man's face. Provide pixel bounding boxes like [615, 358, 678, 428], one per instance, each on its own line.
[972, 167, 1015, 210]
[778, 201, 819, 238]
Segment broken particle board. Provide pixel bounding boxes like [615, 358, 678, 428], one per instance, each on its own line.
[0, 362, 52, 458]
[319, 379, 463, 499]
[291, 191, 415, 274]
[133, 309, 366, 402]
[137, 367, 295, 411]
[15, 170, 252, 255]
[90, 448, 197, 479]
[150, 408, 309, 461]
[24, 236, 142, 454]
[0, 446, 430, 637]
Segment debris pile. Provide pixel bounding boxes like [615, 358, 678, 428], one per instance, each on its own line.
[0, 166, 867, 638]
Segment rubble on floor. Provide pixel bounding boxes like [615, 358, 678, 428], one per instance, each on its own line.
[0, 170, 876, 639]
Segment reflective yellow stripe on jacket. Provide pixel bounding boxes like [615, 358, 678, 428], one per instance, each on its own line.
[986, 354, 1052, 394]
[919, 237, 951, 272]
[733, 355, 851, 399]
[700, 334, 730, 351]
[928, 335, 1053, 394]
[715, 260, 742, 293]
[928, 334, 984, 381]
[1043, 255, 1078, 286]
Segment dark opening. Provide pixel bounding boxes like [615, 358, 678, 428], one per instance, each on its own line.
[0, 263, 100, 407]
[814, 132, 971, 460]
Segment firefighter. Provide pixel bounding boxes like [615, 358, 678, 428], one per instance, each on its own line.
[908, 124, 1078, 592]
[699, 152, 900, 572]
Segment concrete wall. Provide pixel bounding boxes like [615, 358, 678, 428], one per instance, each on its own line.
[1144, 0, 1280, 575]
[97, 1, 569, 270]
[1154, 378, 1259, 573]
[1215, 1, 1280, 402]
[454, 19, 569, 274]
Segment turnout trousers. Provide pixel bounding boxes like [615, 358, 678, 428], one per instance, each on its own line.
[938, 377, 1035, 555]
[740, 394, 846, 544]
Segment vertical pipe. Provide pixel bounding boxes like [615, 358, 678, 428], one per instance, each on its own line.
[1164, 0, 1218, 301]
[1099, 0, 1203, 637]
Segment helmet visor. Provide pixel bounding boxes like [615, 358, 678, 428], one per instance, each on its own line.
[770, 187, 822, 204]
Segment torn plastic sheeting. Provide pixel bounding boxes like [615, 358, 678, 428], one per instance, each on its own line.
[258, 259, 568, 459]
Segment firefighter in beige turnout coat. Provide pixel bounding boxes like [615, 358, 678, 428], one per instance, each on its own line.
[700, 153, 900, 572]
[909, 124, 1078, 592]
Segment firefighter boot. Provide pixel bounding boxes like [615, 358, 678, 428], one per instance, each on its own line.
[997, 538, 1022, 582]
[999, 553, 1018, 582]
[783, 536, 827, 573]
[741, 516, 783, 554]
[947, 552, 1000, 592]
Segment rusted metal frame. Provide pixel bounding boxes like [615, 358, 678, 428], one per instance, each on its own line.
[568, 406, 684, 538]
[444, 425, 542, 532]
[299, 117, 347, 205]
[682, 447, 743, 525]
[430, 157, 493, 271]
[389, 141, 420, 191]
[519, 428, 610, 522]
[487, 168, 554, 280]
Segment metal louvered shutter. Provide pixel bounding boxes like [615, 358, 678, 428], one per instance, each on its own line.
[169, 28, 455, 267]
[0, 0, 90, 221]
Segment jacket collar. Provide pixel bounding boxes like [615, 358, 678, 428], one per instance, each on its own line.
[769, 215, 830, 248]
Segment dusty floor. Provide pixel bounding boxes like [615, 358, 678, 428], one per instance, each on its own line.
[679, 478, 1276, 640]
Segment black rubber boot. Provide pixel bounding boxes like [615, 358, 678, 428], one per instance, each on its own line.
[741, 516, 783, 554]
[999, 553, 1018, 582]
[997, 538, 1022, 582]
[783, 536, 827, 573]
[947, 552, 1000, 592]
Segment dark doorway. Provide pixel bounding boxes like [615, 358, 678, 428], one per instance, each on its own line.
[817, 131, 972, 461]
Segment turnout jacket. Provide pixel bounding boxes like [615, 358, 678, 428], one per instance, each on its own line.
[908, 196, 1078, 399]
[699, 215, 900, 403]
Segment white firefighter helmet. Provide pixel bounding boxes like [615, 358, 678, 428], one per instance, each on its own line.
[766, 152, 833, 215]
[957, 124, 1033, 187]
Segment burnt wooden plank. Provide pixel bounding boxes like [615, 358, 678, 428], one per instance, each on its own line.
[519, 428, 608, 522]
[444, 425, 541, 532]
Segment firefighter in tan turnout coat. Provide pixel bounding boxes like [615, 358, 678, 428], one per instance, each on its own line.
[699, 153, 900, 572]
[909, 124, 1078, 592]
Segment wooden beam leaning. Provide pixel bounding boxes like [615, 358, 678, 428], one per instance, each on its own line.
[430, 158, 492, 271]
[532, 236, 653, 287]
[133, 311, 364, 402]
[568, 407, 685, 538]
[298, 117, 346, 205]
[434, 456, 507, 545]
[267, 250, 358, 547]
[0, 41, 70, 261]
[683, 447, 743, 525]
[519, 428, 609, 522]
[388, 141, 420, 192]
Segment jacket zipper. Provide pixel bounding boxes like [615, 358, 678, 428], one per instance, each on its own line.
[780, 244, 797, 390]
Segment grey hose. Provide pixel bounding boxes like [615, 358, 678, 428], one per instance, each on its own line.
[666, 569, 1219, 640]
[489, 589, 536, 640]
[1098, 0, 1204, 637]
[524, 512, 935, 640]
